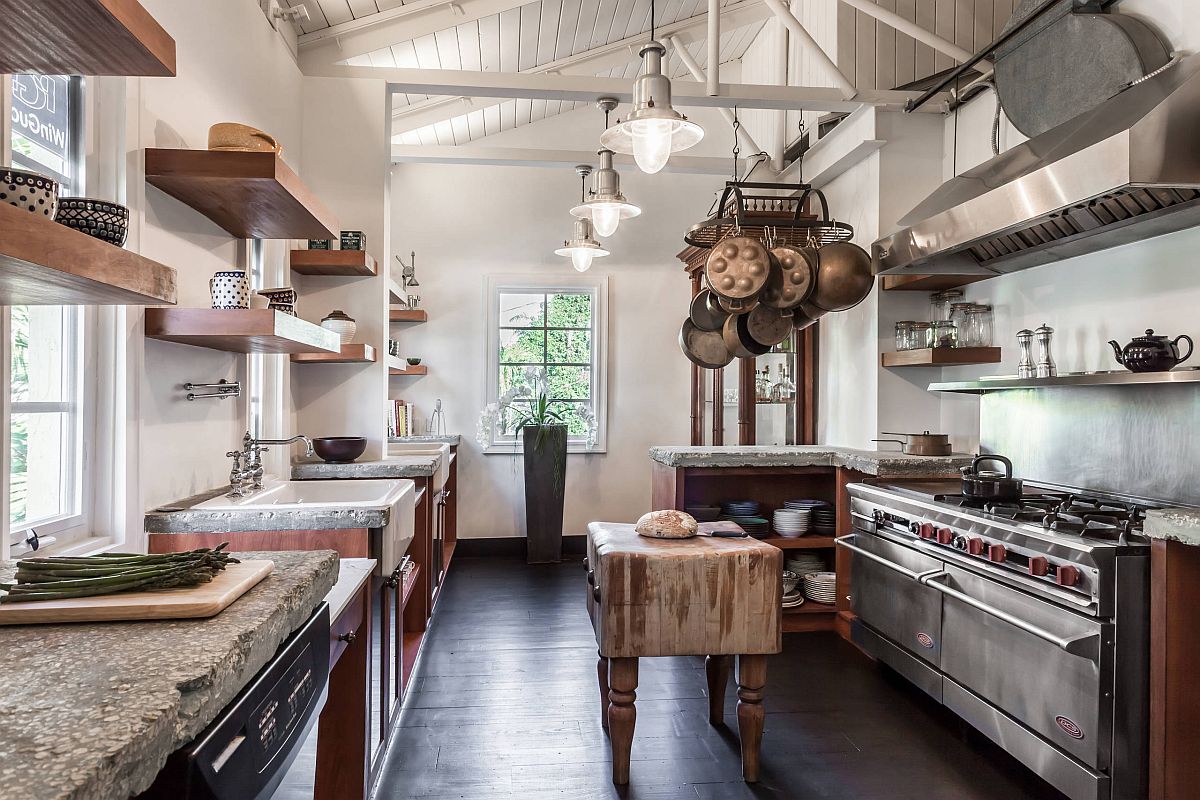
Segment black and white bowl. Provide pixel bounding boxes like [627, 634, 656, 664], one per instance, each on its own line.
[54, 198, 129, 246]
[1, 168, 59, 218]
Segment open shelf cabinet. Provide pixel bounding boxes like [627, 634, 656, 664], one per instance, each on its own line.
[290, 249, 376, 276]
[881, 347, 1002, 367]
[145, 149, 338, 239]
[145, 308, 340, 354]
[0, 201, 176, 305]
[291, 343, 377, 364]
[390, 309, 427, 323]
[1, 0, 176, 76]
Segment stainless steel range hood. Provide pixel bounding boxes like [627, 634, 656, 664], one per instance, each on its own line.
[874, 53, 1200, 276]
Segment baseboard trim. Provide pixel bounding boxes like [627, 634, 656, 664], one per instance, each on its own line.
[455, 535, 587, 559]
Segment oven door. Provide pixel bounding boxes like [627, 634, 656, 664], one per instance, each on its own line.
[928, 564, 1111, 770]
[840, 527, 946, 667]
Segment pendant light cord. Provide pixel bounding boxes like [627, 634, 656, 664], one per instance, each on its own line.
[650, 0, 656, 41]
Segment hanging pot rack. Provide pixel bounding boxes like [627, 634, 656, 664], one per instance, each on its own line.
[684, 181, 854, 249]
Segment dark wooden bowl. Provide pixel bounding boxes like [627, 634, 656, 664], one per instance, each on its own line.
[312, 436, 367, 463]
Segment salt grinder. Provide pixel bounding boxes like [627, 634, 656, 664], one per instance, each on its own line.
[1034, 323, 1057, 378]
[1017, 329, 1036, 378]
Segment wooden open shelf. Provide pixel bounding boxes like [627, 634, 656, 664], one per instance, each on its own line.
[881, 274, 992, 292]
[145, 308, 340, 354]
[390, 308, 428, 323]
[145, 149, 338, 239]
[763, 535, 836, 550]
[388, 356, 428, 376]
[0, 201, 176, 305]
[401, 565, 421, 611]
[290, 250, 376, 276]
[882, 347, 1002, 368]
[783, 602, 838, 633]
[1, 0, 176, 76]
[291, 343, 376, 364]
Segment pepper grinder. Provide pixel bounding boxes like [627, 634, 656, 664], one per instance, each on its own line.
[1034, 323, 1057, 377]
[1017, 329, 1036, 378]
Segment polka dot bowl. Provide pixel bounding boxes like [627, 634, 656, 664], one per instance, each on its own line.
[54, 198, 129, 247]
[1, 168, 60, 219]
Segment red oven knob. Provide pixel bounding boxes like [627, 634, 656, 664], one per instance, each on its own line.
[967, 537, 985, 556]
[918, 523, 935, 540]
[1056, 565, 1080, 587]
[1029, 557, 1049, 577]
[937, 528, 954, 545]
[987, 544, 1007, 563]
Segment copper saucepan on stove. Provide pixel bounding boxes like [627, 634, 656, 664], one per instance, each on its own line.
[872, 431, 952, 456]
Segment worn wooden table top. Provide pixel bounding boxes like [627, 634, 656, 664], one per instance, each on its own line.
[587, 522, 782, 658]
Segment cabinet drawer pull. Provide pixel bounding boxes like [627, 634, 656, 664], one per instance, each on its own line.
[385, 574, 400, 589]
[587, 569, 595, 586]
[338, 630, 358, 644]
[593, 586, 601, 603]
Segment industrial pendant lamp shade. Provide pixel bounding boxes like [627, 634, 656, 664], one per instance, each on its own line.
[600, 41, 703, 174]
[555, 217, 610, 272]
[570, 148, 641, 237]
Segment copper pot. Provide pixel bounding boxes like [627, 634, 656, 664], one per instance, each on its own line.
[722, 313, 771, 358]
[680, 318, 734, 369]
[872, 431, 952, 456]
[809, 241, 874, 313]
[705, 236, 771, 308]
[746, 304, 794, 346]
[688, 288, 729, 332]
[761, 245, 816, 309]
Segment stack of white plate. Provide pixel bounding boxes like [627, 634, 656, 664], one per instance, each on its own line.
[785, 553, 825, 576]
[772, 508, 811, 538]
[802, 571, 837, 605]
[782, 590, 805, 609]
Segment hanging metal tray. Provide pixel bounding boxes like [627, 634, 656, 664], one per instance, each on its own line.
[684, 181, 854, 249]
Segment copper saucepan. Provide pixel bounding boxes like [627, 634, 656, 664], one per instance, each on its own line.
[871, 431, 952, 456]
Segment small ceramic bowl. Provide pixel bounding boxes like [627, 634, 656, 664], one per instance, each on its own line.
[54, 198, 129, 246]
[313, 436, 367, 464]
[406, 357, 422, 366]
[1, 168, 59, 218]
[257, 287, 297, 305]
[782, 570, 801, 595]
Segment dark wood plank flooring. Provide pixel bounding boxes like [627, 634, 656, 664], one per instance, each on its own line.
[371, 557, 1068, 800]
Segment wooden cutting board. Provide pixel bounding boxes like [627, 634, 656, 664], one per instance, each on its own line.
[0, 559, 274, 625]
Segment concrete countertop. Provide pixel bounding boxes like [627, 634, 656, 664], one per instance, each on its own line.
[389, 434, 461, 445]
[291, 455, 439, 480]
[0, 549, 339, 800]
[1145, 508, 1200, 547]
[326, 558, 376, 620]
[648, 445, 973, 477]
[144, 485, 391, 533]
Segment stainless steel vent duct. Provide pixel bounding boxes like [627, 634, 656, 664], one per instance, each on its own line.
[874, 53, 1200, 276]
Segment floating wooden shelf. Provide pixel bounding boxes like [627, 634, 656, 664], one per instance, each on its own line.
[1, 0, 176, 76]
[290, 250, 376, 276]
[0, 202, 177, 305]
[388, 279, 406, 302]
[785, 603, 838, 615]
[882, 347, 1002, 368]
[763, 535, 835, 550]
[390, 308, 428, 323]
[881, 274, 993, 292]
[145, 149, 338, 239]
[146, 309, 340, 354]
[388, 356, 428, 376]
[291, 343, 376, 364]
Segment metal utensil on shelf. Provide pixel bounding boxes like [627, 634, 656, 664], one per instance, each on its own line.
[1034, 323, 1057, 377]
[1017, 329, 1036, 378]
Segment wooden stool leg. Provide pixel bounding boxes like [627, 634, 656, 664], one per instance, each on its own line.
[597, 651, 610, 732]
[705, 655, 732, 725]
[736, 654, 768, 783]
[608, 657, 638, 785]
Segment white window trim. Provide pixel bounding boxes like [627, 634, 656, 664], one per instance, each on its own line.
[482, 274, 609, 455]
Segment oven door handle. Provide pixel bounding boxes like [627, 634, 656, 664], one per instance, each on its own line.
[918, 571, 1100, 659]
[835, 535, 943, 582]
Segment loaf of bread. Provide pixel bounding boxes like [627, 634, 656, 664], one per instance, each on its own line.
[634, 509, 699, 539]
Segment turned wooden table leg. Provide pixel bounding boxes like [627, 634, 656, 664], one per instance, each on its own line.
[597, 650, 610, 732]
[705, 655, 732, 725]
[607, 656, 638, 785]
[736, 654, 768, 783]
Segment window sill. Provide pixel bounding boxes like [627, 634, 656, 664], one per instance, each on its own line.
[482, 446, 607, 456]
[10, 535, 116, 561]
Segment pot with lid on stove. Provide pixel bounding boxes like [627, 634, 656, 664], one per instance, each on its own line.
[960, 454, 1022, 503]
[871, 431, 952, 456]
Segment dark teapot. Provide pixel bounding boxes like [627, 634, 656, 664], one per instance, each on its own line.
[1108, 329, 1193, 372]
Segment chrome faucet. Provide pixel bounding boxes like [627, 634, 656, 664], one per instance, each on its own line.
[226, 431, 314, 497]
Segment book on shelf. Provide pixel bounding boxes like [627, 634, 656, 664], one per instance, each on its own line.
[388, 399, 416, 438]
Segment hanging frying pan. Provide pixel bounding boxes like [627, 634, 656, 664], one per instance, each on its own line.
[705, 236, 771, 312]
[680, 318, 735, 369]
[722, 313, 771, 359]
[762, 245, 816, 310]
[689, 288, 730, 332]
[808, 241, 874, 313]
[746, 304, 794, 347]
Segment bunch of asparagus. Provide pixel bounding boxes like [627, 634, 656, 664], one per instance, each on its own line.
[0, 545, 239, 603]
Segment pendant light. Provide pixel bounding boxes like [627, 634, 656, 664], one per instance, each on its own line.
[556, 166, 610, 272]
[571, 99, 642, 237]
[600, 0, 703, 174]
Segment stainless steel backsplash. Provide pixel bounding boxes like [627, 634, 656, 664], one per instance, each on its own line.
[980, 385, 1200, 506]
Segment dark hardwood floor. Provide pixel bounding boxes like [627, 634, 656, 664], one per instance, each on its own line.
[373, 556, 1068, 800]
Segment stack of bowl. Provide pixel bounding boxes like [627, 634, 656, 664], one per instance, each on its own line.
[719, 500, 768, 537]
[772, 507, 811, 538]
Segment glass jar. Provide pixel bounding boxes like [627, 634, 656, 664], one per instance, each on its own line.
[895, 321, 914, 351]
[932, 320, 957, 348]
[968, 304, 994, 347]
[930, 289, 964, 322]
[910, 322, 932, 349]
[949, 303, 973, 343]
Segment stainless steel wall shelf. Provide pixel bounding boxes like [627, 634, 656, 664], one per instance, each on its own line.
[929, 368, 1200, 394]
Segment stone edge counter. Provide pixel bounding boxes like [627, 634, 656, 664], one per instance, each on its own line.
[648, 445, 973, 477]
[1146, 508, 1200, 547]
[291, 455, 438, 480]
[0, 549, 339, 800]
[389, 434, 461, 445]
[145, 485, 390, 533]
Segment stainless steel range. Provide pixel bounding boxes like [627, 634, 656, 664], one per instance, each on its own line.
[839, 477, 1153, 800]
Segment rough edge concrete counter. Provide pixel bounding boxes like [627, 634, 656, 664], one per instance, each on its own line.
[1146, 508, 1200, 546]
[145, 485, 390, 533]
[0, 549, 338, 800]
[291, 455, 438, 480]
[648, 445, 972, 477]
[389, 434, 461, 445]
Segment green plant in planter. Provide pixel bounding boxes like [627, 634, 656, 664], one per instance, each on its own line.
[512, 390, 567, 452]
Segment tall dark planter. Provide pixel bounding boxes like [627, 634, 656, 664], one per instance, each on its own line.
[523, 424, 568, 564]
